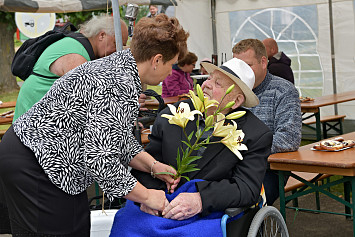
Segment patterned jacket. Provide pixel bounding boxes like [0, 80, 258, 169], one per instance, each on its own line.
[13, 49, 143, 200]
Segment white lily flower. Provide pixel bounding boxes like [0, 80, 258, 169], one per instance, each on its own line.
[161, 102, 202, 128]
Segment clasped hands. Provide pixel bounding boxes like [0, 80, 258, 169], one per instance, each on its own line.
[140, 192, 203, 220]
[143, 161, 202, 220]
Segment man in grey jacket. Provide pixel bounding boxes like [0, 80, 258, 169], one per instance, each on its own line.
[233, 38, 302, 205]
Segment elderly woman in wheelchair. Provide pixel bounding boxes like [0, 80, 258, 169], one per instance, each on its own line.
[110, 58, 288, 236]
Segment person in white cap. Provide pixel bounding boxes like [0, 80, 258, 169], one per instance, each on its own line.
[132, 58, 273, 221]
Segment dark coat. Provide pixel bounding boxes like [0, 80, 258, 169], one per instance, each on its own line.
[268, 52, 294, 84]
[132, 100, 272, 216]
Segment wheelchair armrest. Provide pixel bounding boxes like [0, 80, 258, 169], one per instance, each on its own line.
[225, 207, 248, 218]
[224, 196, 263, 218]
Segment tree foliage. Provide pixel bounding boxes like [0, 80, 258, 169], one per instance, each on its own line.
[0, 11, 18, 93]
[0, 11, 15, 29]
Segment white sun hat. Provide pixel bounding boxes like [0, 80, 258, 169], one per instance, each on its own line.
[201, 58, 259, 108]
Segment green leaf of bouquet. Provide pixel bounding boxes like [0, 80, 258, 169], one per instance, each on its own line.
[195, 129, 202, 138]
[188, 131, 194, 140]
[194, 143, 206, 150]
[180, 164, 197, 173]
[176, 149, 181, 168]
[182, 148, 190, 160]
[155, 171, 175, 176]
[182, 141, 192, 149]
[182, 167, 200, 173]
[185, 156, 202, 165]
[181, 176, 190, 182]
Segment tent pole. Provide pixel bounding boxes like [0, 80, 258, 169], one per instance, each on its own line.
[211, 0, 218, 65]
[328, 0, 338, 115]
[112, 0, 123, 51]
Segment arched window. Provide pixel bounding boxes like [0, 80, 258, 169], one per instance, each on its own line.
[230, 6, 323, 97]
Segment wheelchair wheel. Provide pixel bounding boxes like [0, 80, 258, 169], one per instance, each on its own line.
[247, 206, 289, 237]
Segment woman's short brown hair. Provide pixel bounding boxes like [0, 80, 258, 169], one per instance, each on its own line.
[177, 52, 198, 67]
[130, 14, 189, 64]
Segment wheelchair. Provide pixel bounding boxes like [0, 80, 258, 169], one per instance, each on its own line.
[221, 199, 289, 237]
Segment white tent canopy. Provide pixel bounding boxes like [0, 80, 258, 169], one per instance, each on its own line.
[0, 0, 176, 13]
[175, 0, 355, 119]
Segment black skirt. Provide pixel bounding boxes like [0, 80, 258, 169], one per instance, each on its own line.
[0, 126, 90, 236]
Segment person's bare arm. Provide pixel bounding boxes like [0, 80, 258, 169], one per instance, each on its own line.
[49, 53, 88, 77]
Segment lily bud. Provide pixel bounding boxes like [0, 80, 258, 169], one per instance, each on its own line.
[205, 115, 214, 127]
[196, 84, 204, 102]
[225, 84, 235, 95]
[226, 111, 246, 120]
[222, 101, 235, 110]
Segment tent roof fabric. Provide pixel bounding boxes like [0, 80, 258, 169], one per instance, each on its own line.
[0, 0, 177, 13]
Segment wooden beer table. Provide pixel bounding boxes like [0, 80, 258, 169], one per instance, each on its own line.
[301, 90, 355, 140]
[144, 96, 185, 110]
[269, 132, 355, 236]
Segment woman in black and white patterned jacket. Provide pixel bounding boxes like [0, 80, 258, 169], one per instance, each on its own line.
[0, 14, 189, 236]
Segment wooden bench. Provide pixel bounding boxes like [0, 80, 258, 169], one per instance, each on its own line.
[285, 172, 332, 210]
[303, 115, 346, 138]
[0, 116, 13, 125]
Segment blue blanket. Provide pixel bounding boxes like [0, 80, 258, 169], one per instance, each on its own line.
[109, 180, 225, 237]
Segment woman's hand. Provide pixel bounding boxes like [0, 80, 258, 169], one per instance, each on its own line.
[144, 189, 169, 211]
[152, 162, 180, 193]
[138, 93, 148, 111]
[140, 203, 160, 217]
[162, 192, 202, 220]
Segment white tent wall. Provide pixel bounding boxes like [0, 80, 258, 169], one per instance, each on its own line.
[318, 1, 355, 119]
[175, 0, 355, 120]
[174, 0, 214, 66]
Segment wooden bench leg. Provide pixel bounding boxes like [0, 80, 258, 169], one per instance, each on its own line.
[323, 119, 344, 138]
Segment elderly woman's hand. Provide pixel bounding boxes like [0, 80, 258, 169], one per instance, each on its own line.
[152, 161, 180, 193]
[144, 189, 169, 212]
[162, 192, 202, 220]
